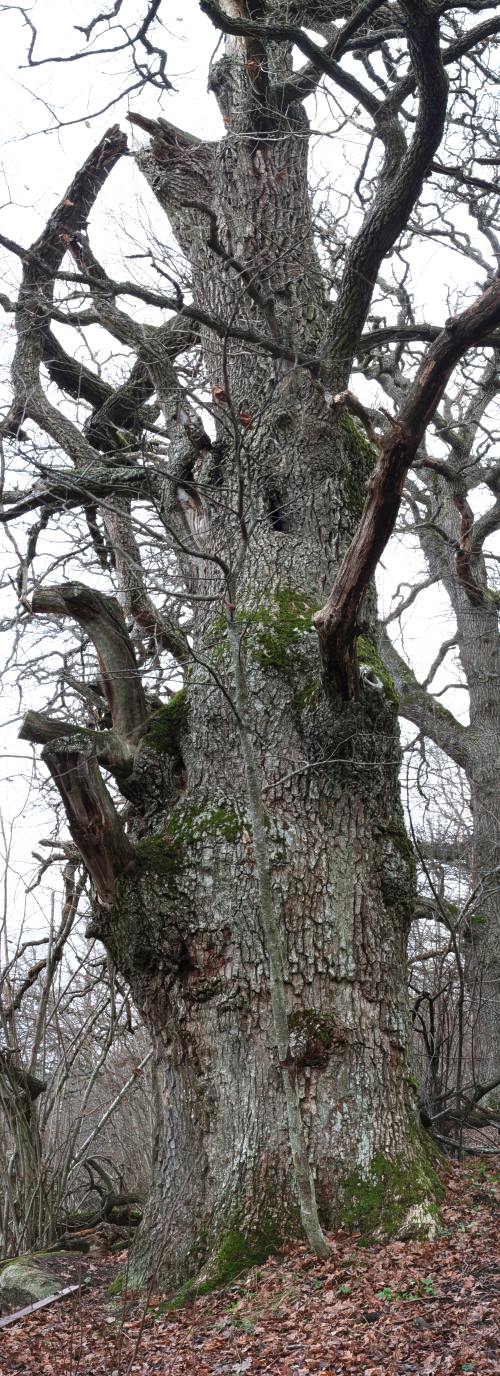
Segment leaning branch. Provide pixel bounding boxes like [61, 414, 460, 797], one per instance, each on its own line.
[314, 272, 500, 695]
[0, 464, 150, 525]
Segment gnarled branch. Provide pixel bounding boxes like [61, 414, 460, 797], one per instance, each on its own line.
[314, 271, 500, 695]
[31, 583, 148, 745]
[19, 710, 133, 775]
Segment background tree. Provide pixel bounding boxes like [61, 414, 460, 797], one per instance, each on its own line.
[0, 827, 153, 1258]
[1, 1, 500, 1291]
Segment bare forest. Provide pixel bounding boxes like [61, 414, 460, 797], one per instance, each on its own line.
[0, 0, 499, 1335]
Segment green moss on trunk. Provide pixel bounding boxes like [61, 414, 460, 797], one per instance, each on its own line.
[164, 1226, 279, 1308]
[357, 636, 398, 705]
[341, 1149, 443, 1241]
[144, 688, 189, 759]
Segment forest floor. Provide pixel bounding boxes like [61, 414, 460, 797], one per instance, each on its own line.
[0, 1156, 498, 1376]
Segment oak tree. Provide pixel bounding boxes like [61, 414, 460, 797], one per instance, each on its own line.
[1, 1, 500, 1288]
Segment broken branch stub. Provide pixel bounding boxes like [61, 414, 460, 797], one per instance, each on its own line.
[31, 583, 148, 745]
[41, 737, 135, 908]
[19, 710, 132, 775]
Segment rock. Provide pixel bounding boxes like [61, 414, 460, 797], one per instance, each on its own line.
[0, 1259, 56, 1310]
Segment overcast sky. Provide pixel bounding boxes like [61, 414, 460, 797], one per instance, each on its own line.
[0, 2, 487, 941]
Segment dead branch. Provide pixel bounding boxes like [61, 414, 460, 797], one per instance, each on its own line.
[41, 737, 135, 907]
[19, 710, 132, 775]
[315, 272, 500, 696]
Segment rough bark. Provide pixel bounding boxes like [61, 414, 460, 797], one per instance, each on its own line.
[15, 5, 495, 1294]
[93, 31, 441, 1281]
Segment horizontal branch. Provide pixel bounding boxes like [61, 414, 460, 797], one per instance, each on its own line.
[57, 257, 320, 374]
[19, 710, 133, 775]
[415, 836, 472, 867]
[0, 464, 151, 525]
[357, 323, 500, 354]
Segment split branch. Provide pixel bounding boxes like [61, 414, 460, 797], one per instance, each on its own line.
[41, 737, 135, 908]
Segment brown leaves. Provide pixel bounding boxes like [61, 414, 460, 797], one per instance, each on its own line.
[1, 1160, 499, 1374]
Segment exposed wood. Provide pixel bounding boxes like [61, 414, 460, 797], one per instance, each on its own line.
[41, 737, 136, 908]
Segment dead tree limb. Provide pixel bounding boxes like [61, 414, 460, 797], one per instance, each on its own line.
[41, 737, 135, 908]
[19, 710, 132, 774]
[314, 272, 500, 695]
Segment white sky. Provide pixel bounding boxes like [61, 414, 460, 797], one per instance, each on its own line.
[0, 2, 494, 938]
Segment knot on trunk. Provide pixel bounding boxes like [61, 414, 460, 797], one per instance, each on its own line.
[288, 1010, 349, 1068]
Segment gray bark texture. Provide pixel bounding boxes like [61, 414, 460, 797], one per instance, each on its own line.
[384, 468, 500, 1092]
[94, 20, 439, 1288]
[13, 1, 500, 1293]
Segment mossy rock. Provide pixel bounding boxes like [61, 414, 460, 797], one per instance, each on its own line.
[341, 1150, 444, 1241]
[0, 1259, 57, 1309]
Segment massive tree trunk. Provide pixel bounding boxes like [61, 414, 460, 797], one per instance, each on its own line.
[16, 2, 500, 1292]
[95, 530, 422, 1289]
[82, 38, 437, 1289]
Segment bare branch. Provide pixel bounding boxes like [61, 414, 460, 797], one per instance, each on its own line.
[314, 272, 500, 694]
[41, 737, 136, 908]
[19, 710, 133, 775]
[31, 583, 148, 745]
